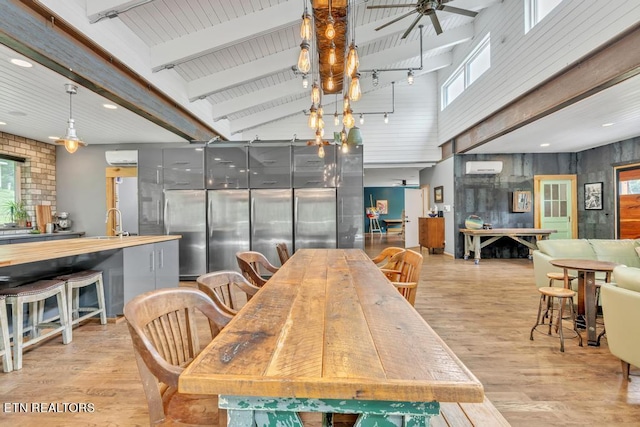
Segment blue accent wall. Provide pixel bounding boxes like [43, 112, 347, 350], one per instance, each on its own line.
[364, 187, 406, 232]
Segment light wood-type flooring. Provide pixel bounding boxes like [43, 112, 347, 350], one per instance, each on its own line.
[1, 234, 639, 426]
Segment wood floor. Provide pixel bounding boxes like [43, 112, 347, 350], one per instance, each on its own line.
[1, 235, 639, 426]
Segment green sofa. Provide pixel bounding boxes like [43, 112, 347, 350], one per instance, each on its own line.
[601, 266, 640, 380]
[532, 239, 640, 289]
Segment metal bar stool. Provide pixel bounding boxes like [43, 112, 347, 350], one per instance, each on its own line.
[0, 279, 71, 370]
[0, 296, 12, 372]
[530, 287, 583, 352]
[56, 270, 107, 339]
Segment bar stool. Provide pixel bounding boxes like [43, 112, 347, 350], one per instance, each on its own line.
[0, 279, 71, 370]
[530, 287, 582, 352]
[547, 272, 576, 289]
[0, 296, 12, 372]
[56, 270, 107, 338]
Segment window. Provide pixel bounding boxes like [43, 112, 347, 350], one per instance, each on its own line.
[525, 0, 563, 33]
[441, 34, 491, 109]
[0, 157, 22, 224]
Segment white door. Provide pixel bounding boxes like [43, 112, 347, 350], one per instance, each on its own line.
[540, 179, 574, 239]
[404, 188, 422, 248]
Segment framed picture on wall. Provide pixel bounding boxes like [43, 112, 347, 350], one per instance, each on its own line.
[584, 182, 603, 210]
[376, 199, 388, 214]
[434, 186, 444, 203]
[512, 190, 532, 212]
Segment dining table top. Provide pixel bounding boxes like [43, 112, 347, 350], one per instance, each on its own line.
[179, 248, 484, 404]
[550, 258, 620, 272]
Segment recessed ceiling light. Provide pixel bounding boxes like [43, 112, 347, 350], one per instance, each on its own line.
[0, 122, 6, 126]
[48, 136, 59, 140]
[103, 103, 118, 109]
[10, 58, 33, 68]
[602, 122, 614, 127]
[540, 143, 550, 147]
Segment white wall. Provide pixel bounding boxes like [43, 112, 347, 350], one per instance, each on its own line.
[419, 157, 454, 255]
[249, 74, 441, 165]
[438, 0, 640, 143]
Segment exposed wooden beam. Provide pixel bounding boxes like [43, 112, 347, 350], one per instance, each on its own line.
[0, 0, 222, 142]
[452, 22, 640, 153]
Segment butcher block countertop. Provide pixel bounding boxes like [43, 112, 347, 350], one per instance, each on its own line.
[0, 235, 180, 267]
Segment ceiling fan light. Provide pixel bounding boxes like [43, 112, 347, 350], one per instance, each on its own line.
[298, 41, 311, 74]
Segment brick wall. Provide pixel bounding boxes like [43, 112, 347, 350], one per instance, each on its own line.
[0, 132, 56, 222]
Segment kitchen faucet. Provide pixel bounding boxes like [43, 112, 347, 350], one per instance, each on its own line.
[105, 208, 127, 237]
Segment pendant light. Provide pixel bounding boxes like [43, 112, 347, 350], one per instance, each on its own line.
[302, 74, 309, 88]
[343, 108, 355, 128]
[407, 69, 415, 85]
[300, 5, 312, 40]
[311, 82, 321, 105]
[325, 0, 336, 40]
[327, 71, 335, 91]
[308, 105, 318, 129]
[349, 72, 361, 101]
[55, 84, 87, 154]
[328, 41, 337, 66]
[298, 40, 311, 74]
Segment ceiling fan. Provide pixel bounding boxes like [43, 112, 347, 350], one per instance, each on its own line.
[368, 0, 478, 39]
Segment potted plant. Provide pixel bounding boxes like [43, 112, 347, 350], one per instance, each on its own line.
[3, 200, 29, 227]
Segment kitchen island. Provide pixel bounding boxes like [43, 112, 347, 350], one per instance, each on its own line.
[0, 235, 180, 317]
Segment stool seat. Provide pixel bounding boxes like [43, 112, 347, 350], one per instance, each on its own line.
[55, 270, 106, 337]
[0, 279, 71, 370]
[538, 287, 576, 298]
[546, 272, 576, 281]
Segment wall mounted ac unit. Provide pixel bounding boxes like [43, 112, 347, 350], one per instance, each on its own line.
[465, 161, 503, 175]
[105, 150, 138, 166]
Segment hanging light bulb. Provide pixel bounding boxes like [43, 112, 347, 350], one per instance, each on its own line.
[407, 69, 415, 85]
[308, 105, 318, 129]
[298, 40, 311, 74]
[334, 112, 339, 126]
[318, 115, 325, 131]
[359, 114, 364, 125]
[372, 70, 379, 87]
[300, 10, 312, 40]
[55, 84, 87, 154]
[325, 15, 336, 40]
[384, 112, 389, 124]
[318, 144, 325, 158]
[346, 43, 359, 78]
[302, 74, 309, 88]
[328, 41, 337, 66]
[311, 82, 320, 105]
[327, 73, 335, 91]
[318, 104, 324, 117]
[343, 108, 355, 128]
[340, 126, 348, 153]
[349, 72, 361, 102]
[315, 128, 323, 145]
[343, 95, 350, 111]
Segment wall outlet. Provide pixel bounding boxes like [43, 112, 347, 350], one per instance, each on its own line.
[443, 205, 451, 212]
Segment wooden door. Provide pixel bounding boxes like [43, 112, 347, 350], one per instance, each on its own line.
[617, 165, 640, 239]
[534, 175, 577, 239]
[404, 188, 422, 248]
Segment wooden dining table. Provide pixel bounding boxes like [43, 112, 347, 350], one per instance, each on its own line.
[179, 248, 484, 427]
[549, 258, 619, 346]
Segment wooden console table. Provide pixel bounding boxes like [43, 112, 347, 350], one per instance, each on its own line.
[460, 228, 556, 264]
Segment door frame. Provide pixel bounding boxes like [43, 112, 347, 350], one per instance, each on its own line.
[614, 161, 640, 239]
[533, 174, 578, 238]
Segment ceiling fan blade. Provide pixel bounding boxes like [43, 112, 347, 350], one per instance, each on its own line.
[401, 14, 423, 39]
[374, 10, 418, 31]
[429, 12, 443, 35]
[367, 4, 418, 9]
[439, 5, 478, 18]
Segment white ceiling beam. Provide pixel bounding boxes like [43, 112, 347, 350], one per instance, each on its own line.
[86, 0, 146, 22]
[213, 80, 304, 120]
[231, 53, 451, 133]
[150, 0, 301, 72]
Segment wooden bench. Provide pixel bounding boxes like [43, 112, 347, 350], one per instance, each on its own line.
[431, 397, 510, 426]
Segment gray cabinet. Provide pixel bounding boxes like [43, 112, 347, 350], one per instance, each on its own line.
[293, 145, 336, 188]
[163, 147, 205, 189]
[206, 146, 248, 189]
[138, 148, 164, 235]
[337, 145, 364, 249]
[123, 240, 179, 305]
[249, 145, 291, 188]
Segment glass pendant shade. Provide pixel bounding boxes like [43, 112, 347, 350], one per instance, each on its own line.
[346, 43, 359, 78]
[343, 109, 355, 128]
[308, 106, 318, 129]
[298, 41, 311, 74]
[325, 16, 336, 40]
[55, 84, 86, 154]
[300, 13, 312, 40]
[346, 126, 363, 146]
[311, 83, 320, 105]
[349, 73, 361, 102]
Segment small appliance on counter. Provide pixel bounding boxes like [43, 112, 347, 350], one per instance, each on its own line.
[54, 211, 72, 231]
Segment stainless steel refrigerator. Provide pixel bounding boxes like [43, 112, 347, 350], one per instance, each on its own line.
[250, 189, 293, 267]
[294, 188, 337, 251]
[208, 190, 250, 272]
[164, 189, 206, 279]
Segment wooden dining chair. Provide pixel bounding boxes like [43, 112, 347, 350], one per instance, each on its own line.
[391, 249, 424, 306]
[370, 246, 405, 266]
[124, 287, 233, 426]
[236, 251, 279, 288]
[196, 270, 260, 316]
[275, 242, 291, 266]
[379, 250, 406, 281]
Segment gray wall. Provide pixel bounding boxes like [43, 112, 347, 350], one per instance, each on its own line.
[419, 156, 454, 255]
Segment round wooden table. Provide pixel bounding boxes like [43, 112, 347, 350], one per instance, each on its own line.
[549, 259, 619, 346]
